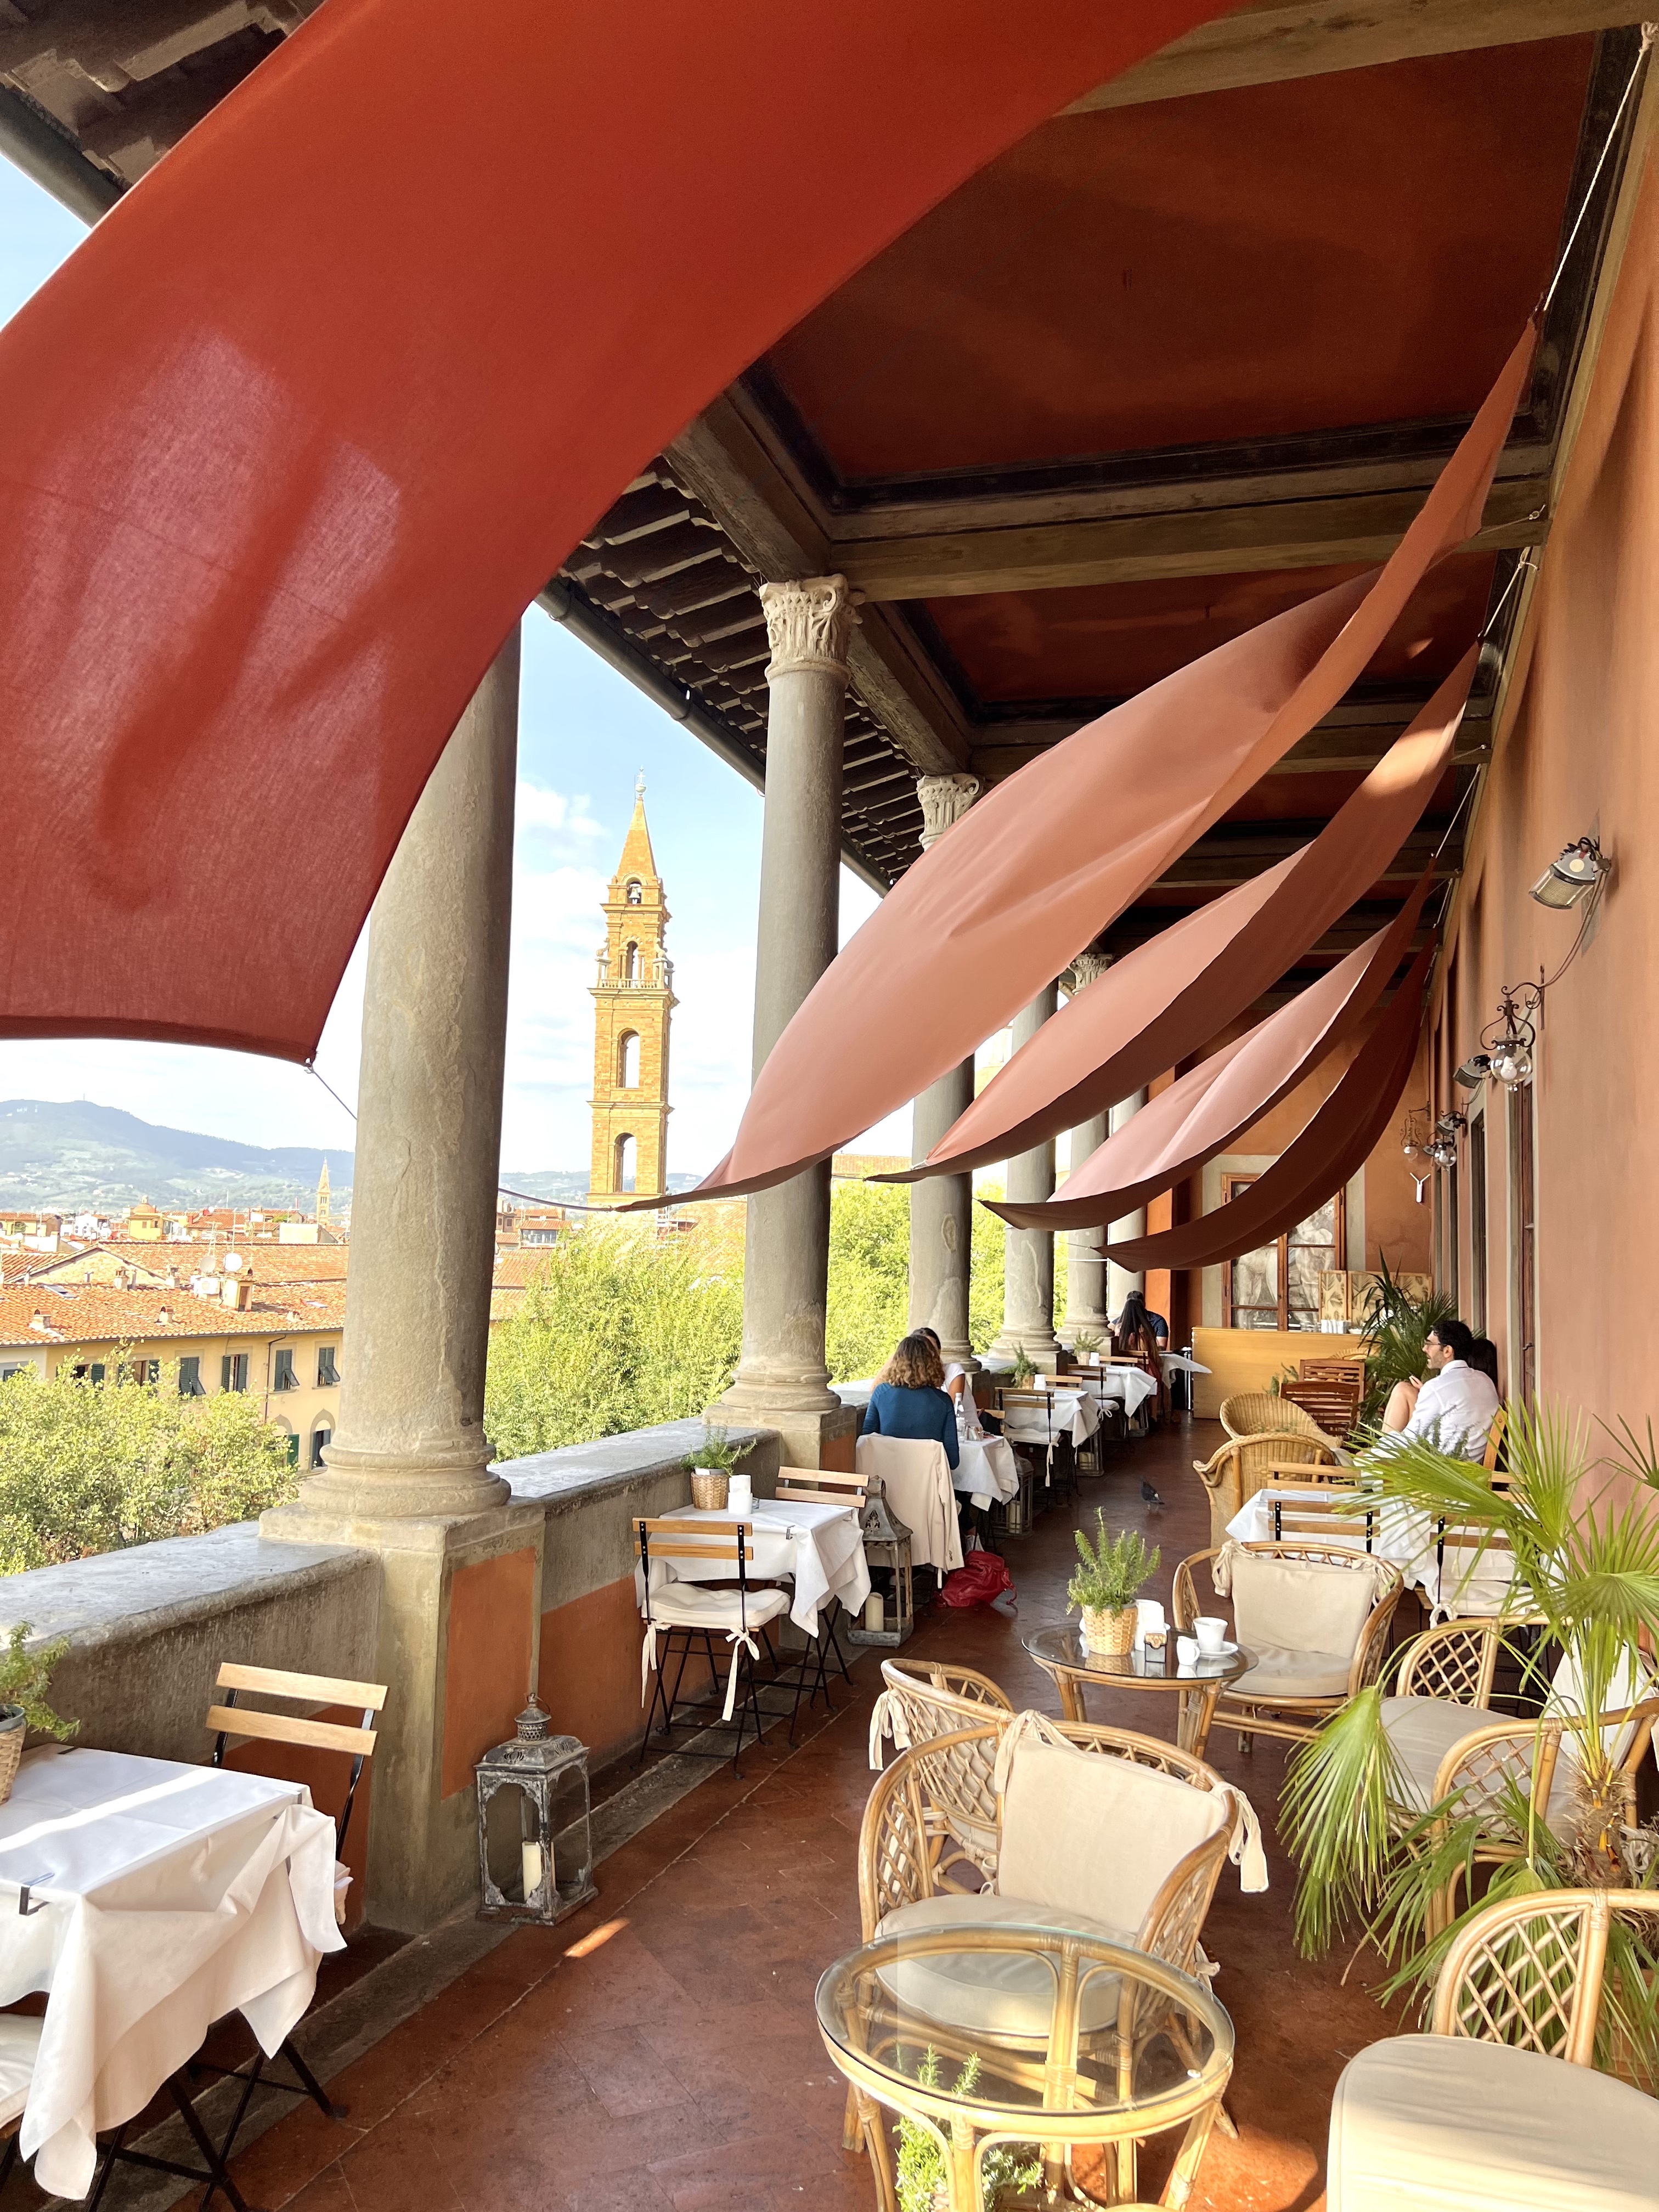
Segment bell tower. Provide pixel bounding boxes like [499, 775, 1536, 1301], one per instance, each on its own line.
[588, 776, 675, 1205]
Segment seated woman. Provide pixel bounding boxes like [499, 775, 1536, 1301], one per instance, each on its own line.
[919, 1324, 982, 1434]
[861, 1331, 960, 1471]
[1112, 1289, 1167, 1423]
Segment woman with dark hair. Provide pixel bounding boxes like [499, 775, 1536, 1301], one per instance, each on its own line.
[1113, 1289, 1167, 1425]
[861, 1332, 960, 1470]
[1469, 1336, 1501, 1391]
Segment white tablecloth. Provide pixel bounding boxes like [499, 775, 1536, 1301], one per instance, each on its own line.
[0, 1747, 341, 2198]
[1085, 1367, 1160, 1417]
[666, 1498, 870, 1636]
[1224, 1490, 1514, 1617]
[953, 1434, 1021, 1508]
[1001, 1389, 1102, 1451]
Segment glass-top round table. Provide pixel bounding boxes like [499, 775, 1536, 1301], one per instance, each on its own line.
[1022, 1623, 1250, 1757]
[816, 1921, 1233, 2209]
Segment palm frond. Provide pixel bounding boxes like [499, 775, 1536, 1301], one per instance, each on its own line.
[1282, 1685, 1404, 1958]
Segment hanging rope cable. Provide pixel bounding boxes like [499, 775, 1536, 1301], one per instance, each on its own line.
[1541, 24, 1655, 317]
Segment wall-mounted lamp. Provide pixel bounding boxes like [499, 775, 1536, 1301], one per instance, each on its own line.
[1530, 834, 1609, 911]
[1454, 1053, 1492, 1091]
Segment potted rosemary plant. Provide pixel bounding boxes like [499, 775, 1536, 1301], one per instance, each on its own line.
[0, 1622, 78, 1804]
[1009, 1350, 1037, 1389]
[1068, 1511, 1159, 1656]
[682, 1421, 748, 1510]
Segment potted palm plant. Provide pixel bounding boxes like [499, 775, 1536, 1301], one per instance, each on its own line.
[1282, 1402, 1659, 2071]
[1354, 1255, 1456, 1431]
[1068, 1511, 1159, 1656]
[0, 1622, 77, 1804]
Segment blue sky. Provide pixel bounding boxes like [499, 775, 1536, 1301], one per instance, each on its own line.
[0, 157, 895, 1178]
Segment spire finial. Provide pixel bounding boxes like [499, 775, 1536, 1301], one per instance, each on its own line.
[635, 770, 646, 800]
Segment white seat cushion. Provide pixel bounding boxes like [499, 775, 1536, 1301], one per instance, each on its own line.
[647, 1583, 790, 1632]
[1381, 1697, 1499, 1812]
[1233, 1644, 1353, 1700]
[874, 1892, 1130, 2039]
[1329, 2033, 1659, 2211]
[998, 1736, 1227, 1936]
[0, 2015, 41, 2129]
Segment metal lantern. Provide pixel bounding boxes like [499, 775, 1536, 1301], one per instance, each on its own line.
[476, 1695, 597, 1925]
[847, 1488, 915, 1648]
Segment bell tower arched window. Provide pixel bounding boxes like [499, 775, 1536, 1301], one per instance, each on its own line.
[625, 878, 643, 905]
[614, 1133, 637, 1193]
[617, 1031, 640, 1088]
[623, 940, 640, 984]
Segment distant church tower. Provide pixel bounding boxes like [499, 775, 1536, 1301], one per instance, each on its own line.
[588, 777, 675, 1205]
[315, 1160, 331, 1226]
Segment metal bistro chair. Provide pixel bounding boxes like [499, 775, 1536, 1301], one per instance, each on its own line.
[635, 1517, 790, 1775]
[766, 1467, 867, 1720]
[200, 1663, 387, 2166]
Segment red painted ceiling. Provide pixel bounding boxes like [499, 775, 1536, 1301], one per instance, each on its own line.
[768, 41, 1592, 476]
[928, 551, 1498, 703]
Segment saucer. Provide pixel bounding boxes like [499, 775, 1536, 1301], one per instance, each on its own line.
[1184, 1640, 1238, 1661]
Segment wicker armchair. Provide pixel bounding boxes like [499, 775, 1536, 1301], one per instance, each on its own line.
[1380, 1623, 1659, 1933]
[1328, 1888, 1659, 2209]
[1193, 1428, 1341, 1548]
[867, 1660, 1015, 1884]
[1174, 1542, 1402, 1747]
[1219, 1391, 1333, 1442]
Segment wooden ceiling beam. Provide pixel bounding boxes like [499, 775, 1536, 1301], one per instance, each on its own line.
[1067, 1, 1644, 115]
[1150, 830, 1453, 891]
[838, 475, 1548, 601]
[969, 720, 1489, 786]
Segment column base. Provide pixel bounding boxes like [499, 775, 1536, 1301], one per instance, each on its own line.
[260, 1492, 547, 1934]
[286, 1439, 510, 1525]
[986, 1326, 1059, 1372]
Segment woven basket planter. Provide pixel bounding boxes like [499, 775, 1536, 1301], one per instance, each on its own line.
[0, 1709, 25, 1806]
[1080, 1605, 1138, 1657]
[689, 1470, 730, 1511]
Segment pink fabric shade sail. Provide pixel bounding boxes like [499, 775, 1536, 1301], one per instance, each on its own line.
[0, 0, 1231, 1060]
[683, 328, 1532, 1206]
[892, 648, 1475, 1184]
[1099, 940, 1436, 1275]
[988, 865, 1435, 1234]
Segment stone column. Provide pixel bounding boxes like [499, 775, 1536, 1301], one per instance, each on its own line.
[1060, 952, 1114, 1348]
[908, 774, 980, 1366]
[714, 577, 861, 1468]
[265, 632, 547, 1931]
[989, 984, 1060, 1370]
[1106, 1088, 1150, 1323]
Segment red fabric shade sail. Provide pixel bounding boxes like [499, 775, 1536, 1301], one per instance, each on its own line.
[0, 0, 1229, 1060]
[989, 865, 1434, 1233]
[894, 650, 1474, 1183]
[687, 330, 1531, 1205]
[1100, 940, 1436, 1274]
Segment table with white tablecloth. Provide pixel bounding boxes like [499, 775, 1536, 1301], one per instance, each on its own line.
[1085, 1366, 1160, 1419]
[664, 1497, 870, 1635]
[999, 1390, 1103, 1465]
[0, 1746, 341, 2198]
[1224, 1489, 1514, 1617]
[953, 1432, 1021, 1508]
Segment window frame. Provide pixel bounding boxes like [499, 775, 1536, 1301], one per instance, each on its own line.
[317, 1345, 339, 1388]
[272, 1346, 297, 1392]
[1221, 1175, 1346, 1332]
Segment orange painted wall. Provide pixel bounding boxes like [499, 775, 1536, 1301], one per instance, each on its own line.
[1430, 154, 1659, 1421]
[441, 1547, 537, 1798]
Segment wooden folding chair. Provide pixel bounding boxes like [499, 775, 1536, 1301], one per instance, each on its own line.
[1263, 1479, 1377, 1550]
[168, 1664, 387, 2196]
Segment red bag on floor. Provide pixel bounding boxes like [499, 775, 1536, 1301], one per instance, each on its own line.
[938, 1549, 1014, 1609]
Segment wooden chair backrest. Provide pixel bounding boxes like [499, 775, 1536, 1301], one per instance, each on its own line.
[1278, 1376, 1360, 1437]
[1300, 1357, 1366, 1389]
[207, 1661, 387, 1853]
[634, 1516, 755, 1565]
[997, 1390, 1049, 1412]
[1265, 1482, 1375, 1548]
[1482, 1407, 1509, 1472]
[776, 1467, 867, 1509]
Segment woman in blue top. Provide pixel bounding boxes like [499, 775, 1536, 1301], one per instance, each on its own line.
[861, 1332, 960, 1470]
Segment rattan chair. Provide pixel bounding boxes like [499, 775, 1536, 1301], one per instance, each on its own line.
[1379, 1624, 1659, 1933]
[1218, 1390, 1333, 1443]
[1192, 1427, 1341, 1548]
[867, 1660, 1015, 1883]
[1173, 1542, 1402, 1747]
[1328, 1888, 1659, 2209]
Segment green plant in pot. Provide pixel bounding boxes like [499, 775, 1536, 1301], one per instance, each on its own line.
[1068, 1511, 1159, 1657]
[1009, 1350, 1037, 1389]
[895, 2051, 1040, 2212]
[683, 1421, 748, 1509]
[0, 1622, 77, 1804]
[1355, 1254, 1456, 1432]
[1069, 1331, 1103, 1359]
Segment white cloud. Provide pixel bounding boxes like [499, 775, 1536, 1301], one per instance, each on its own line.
[515, 782, 607, 839]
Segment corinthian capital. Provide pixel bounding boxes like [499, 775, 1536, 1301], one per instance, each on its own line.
[916, 772, 981, 849]
[760, 575, 859, 681]
[1065, 949, 1114, 995]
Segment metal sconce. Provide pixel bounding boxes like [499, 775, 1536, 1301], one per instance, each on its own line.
[1530, 834, 1609, 911]
[1425, 1111, 1465, 1169]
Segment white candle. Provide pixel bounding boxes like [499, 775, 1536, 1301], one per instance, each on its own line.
[864, 1592, 885, 1632]
[521, 1839, 544, 1898]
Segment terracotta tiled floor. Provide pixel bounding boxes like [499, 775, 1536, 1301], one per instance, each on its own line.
[162, 1421, 1415, 2209]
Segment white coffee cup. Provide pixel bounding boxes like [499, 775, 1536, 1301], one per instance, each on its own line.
[1194, 1616, 1227, 1656]
[1176, 1636, 1200, 1668]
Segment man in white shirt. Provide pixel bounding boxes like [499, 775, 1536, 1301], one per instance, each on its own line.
[1394, 1319, 1501, 1460]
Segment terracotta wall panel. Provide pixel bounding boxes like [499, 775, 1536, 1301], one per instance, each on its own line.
[441, 1548, 537, 1799]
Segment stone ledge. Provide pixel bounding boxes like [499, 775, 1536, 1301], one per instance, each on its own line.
[496, 1415, 778, 1514]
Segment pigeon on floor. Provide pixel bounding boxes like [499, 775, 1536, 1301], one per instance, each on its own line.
[1140, 1481, 1165, 1511]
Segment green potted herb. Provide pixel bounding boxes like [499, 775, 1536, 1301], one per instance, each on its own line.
[683, 1421, 748, 1510]
[1068, 1512, 1159, 1655]
[895, 2052, 1040, 2212]
[0, 1622, 78, 1804]
[1009, 1349, 1037, 1389]
[1069, 1331, 1103, 1359]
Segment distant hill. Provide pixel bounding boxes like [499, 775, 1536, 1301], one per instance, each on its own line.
[0, 1101, 352, 1211]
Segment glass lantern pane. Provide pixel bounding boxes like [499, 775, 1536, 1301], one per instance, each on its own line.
[1232, 1246, 1277, 1327]
[483, 1780, 542, 1904]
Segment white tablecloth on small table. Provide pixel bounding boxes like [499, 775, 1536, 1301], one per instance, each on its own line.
[667, 1498, 870, 1635]
[1224, 1491, 1514, 1617]
[0, 1747, 342, 2199]
[1086, 1367, 1160, 1418]
[953, 1434, 1021, 1508]
[1001, 1390, 1102, 1454]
